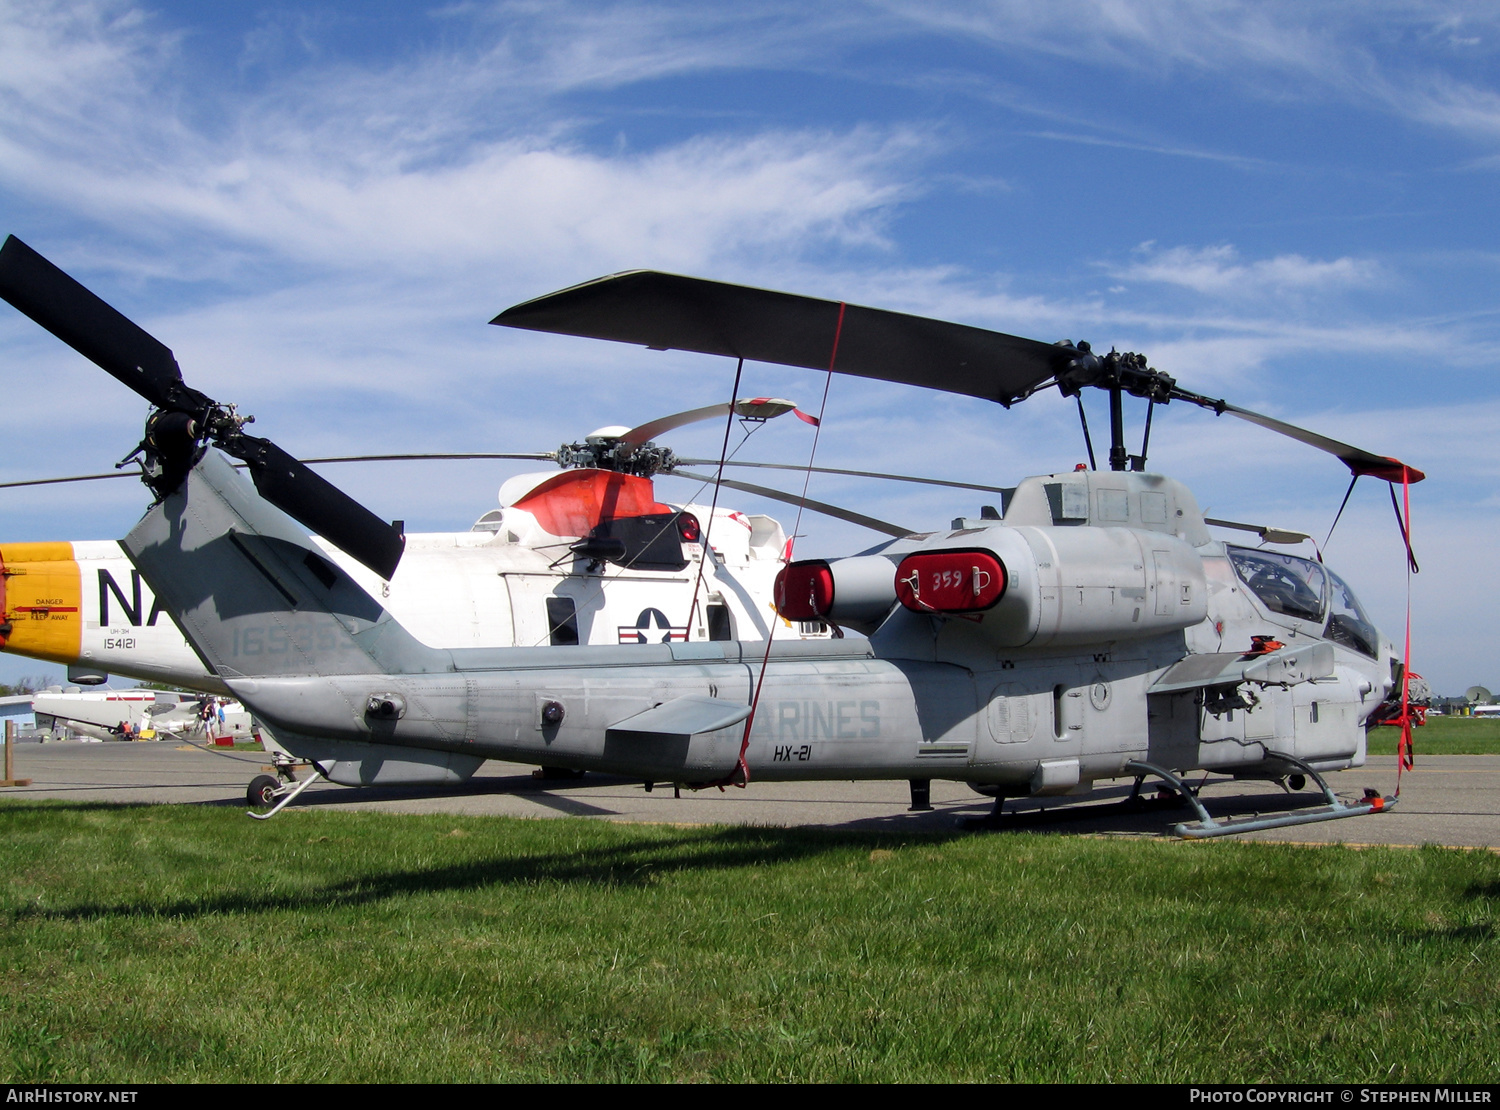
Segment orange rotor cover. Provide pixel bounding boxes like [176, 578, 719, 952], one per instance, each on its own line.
[512, 470, 673, 538]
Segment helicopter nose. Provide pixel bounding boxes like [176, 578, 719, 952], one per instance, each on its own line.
[0, 542, 82, 663]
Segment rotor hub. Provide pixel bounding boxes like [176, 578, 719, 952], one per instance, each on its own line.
[556, 438, 677, 477]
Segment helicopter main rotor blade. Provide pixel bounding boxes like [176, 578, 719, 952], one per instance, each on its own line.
[665, 469, 914, 538]
[1169, 386, 1425, 484]
[1204, 517, 1312, 545]
[0, 470, 135, 491]
[494, 271, 1074, 407]
[299, 452, 557, 465]
[497, 269, 1422, 484]
[676, 458, 1012, 495]
[0, 235, 202, 412]
[0, 453, 560, 493]
[619, 398, 798, 451]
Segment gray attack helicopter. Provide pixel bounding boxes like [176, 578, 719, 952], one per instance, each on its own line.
[0, 237, 1423, 837]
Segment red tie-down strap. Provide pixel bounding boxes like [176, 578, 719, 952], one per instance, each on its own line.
[1386, 467, 1417, 795]
[715, 303, 847, 791]
[1396, 470, 1415, 784]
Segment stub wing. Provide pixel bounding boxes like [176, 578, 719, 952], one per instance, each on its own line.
[1150, 643, 1336, 695]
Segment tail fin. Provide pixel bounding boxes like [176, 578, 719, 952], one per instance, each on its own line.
[123, 451, 446, 680]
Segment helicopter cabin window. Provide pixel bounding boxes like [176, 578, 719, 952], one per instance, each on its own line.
[1226, 547, 1326, 624]
[1324, 569, 1379, 659]
[1139, 491, 1169, 525]
[707, 603, 732, 641]
[1044, 481, 1089, 524]
[545, 597, 579, 646]
[1096, 488, 1129, 522]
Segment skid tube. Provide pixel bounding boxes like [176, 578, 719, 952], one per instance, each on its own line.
[1123, 754, 1396, 839]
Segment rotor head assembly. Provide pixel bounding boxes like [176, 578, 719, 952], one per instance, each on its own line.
[0, 235, 407, 580]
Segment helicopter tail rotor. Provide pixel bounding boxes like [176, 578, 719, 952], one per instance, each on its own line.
[0, 235, 406, 580]
[0, 235, 197, 412]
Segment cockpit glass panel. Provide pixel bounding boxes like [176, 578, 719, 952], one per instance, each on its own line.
[1325, 568, 1379, 659]
[1226, 546, 1327, 623]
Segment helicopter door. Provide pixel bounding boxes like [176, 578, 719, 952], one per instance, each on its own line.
[505, 577, 599, 647]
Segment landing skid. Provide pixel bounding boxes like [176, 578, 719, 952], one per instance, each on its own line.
[1124, 755, 1396, 839]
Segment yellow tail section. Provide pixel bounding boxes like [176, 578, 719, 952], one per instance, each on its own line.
[0, 542, 83, 665]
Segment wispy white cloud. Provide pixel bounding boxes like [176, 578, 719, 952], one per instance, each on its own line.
[1018, 131, 1272, 168]
[442, 1, 859, 94]
[1112, 243, 1381, 296]
[0, 4, 926, 288]
[875, 0, 1500, 151]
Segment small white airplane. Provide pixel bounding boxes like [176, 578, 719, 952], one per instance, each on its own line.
[29, 686, 251, 742]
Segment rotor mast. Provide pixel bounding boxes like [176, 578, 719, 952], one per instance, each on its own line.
[1108, 383, 1128, 472]
[1056, 343, 1159, 473]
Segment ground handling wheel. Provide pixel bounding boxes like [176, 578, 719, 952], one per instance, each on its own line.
[247, 774, 281, 808]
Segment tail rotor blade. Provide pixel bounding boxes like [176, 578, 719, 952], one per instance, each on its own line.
[229, 436, 407, 580]
[0, 236, 407, 577]
[0, 235, 189, 410]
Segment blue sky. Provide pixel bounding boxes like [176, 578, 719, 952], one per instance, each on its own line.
[1, 1, 1497, 692]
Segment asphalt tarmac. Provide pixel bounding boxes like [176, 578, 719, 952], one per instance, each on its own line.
[0, 739, 1494, 848]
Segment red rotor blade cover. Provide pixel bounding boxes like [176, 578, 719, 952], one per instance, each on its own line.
[895, 549, 1007, 613]
[774, 560, 835, 621]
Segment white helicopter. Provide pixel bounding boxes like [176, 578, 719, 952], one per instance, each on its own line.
[0, 237, 1423, 837]
[0, 399, 837, 694]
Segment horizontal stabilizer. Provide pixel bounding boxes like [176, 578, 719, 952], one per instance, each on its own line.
[606, 695, 751, 743]
[1151, 643, 1336, 695]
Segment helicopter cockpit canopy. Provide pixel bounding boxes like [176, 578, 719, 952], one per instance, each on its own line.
[1324, 567, 1380, 660]
[1227, 546, 1326, 624]
[1226, 545, 1379, 659]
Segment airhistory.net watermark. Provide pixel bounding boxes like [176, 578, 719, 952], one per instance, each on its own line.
[5, 1091, 137, 1103]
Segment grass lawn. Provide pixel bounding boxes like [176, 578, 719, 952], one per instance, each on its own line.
[1368, 714, 1500, 755]
[0, 803, 1495, 1083]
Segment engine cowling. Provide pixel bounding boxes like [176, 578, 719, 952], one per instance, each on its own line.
[892, 525, 1207, 648]
[774, 554, 900, 631]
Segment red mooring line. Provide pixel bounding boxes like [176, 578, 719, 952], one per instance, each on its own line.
[721, 302, 847, 789]
[1395, 467, 1415, 796]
